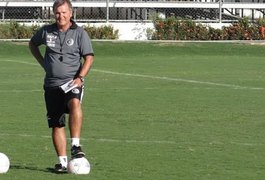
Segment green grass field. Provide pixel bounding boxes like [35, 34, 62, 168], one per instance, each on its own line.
[1, 41, 265, 179]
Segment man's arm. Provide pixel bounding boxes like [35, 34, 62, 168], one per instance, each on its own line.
[28, 40, 45, 69]
[79, 55, 94, 77]
[74, 55, 94, 86]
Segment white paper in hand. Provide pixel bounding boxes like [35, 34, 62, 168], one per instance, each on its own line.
[60, 80, 78, 93]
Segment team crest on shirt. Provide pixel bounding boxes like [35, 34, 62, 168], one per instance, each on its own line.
[66, 38, 74, 46]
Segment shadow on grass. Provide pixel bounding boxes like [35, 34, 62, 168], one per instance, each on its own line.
[10, 165, 68, 174]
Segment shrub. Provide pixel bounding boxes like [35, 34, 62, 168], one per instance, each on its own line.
[152, 16, 265, 40]
[153, 17, 210, 40]
[0, 21, 38, 39]
[0, 23, 11, 39]
[83, 25, 119, 40]
[209, 27, 224, 40]
[0, 22, 119, 40]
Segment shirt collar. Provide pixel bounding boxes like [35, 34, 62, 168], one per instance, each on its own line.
[69, 19, 78, 29]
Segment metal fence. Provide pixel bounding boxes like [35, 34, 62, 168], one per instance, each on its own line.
[0, 0, 265, 23]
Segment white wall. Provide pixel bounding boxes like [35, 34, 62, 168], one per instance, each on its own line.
[89, 22, 155, 41]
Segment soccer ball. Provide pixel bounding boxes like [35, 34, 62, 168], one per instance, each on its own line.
[67, 157, 90, 175]
[0, 153, 10, 173]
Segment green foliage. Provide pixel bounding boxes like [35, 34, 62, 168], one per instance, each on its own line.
[208, 27, 224, 40]
[83, 24, 119, 39]
[256, 18, 265, 27]
[0, 22, 119, 40]
[0, 21, 39, 39]
[152, 16, 265, 40]
[222, 17, 260, 40]
[152, 17, 210, 40]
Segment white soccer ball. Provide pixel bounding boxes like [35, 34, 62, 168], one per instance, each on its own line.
[67, 157, 90, 175]
[0, 153, 10, 173]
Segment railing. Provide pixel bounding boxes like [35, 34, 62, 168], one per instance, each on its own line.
[0, 0, 264, 23]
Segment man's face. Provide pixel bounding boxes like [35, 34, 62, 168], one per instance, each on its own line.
[54, 3, 72, 28]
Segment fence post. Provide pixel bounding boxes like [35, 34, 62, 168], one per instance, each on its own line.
[73, 7, 77, 21]
[2, 9, 4, 21]
[219, 0, 222, 23]
[106, 0, 109, 23]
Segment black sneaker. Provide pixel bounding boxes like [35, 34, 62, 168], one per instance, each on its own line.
[71, 145, 85, 159]
[54, 163, 67, 173]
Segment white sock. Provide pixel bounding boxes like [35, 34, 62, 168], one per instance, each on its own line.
[71, 138, 80, 147]
[59, 156, 68, 167]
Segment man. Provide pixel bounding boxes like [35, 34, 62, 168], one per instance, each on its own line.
[29, 0, 94, 173]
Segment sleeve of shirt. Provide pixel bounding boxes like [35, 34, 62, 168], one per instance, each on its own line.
[30, 26, 46, 47]
[79, 29, 94, 57]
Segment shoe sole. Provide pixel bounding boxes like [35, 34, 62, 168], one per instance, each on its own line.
[71, 152, 85, 159]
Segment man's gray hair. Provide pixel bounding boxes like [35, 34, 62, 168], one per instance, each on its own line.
[53, 0, 73, 12]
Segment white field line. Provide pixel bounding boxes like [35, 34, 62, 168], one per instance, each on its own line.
[0, 59, 39, 66]
[0, 89, 42, 93]
[92, 69, 264, 90]
[0, 133, 262, 147]
[1, 59, 264, 90]
[0, 133, 177, 145]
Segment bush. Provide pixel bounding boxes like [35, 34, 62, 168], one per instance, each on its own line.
[0, 22, 119, 40]
[209, 27, 224, 40]
[152, 17, 210, 40]
[152, 16, 265, 40]
[0, 22, 37, 39]
[83, 24, 119, 39]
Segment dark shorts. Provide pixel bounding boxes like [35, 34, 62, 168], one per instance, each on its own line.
[44, 86, 84, 128]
